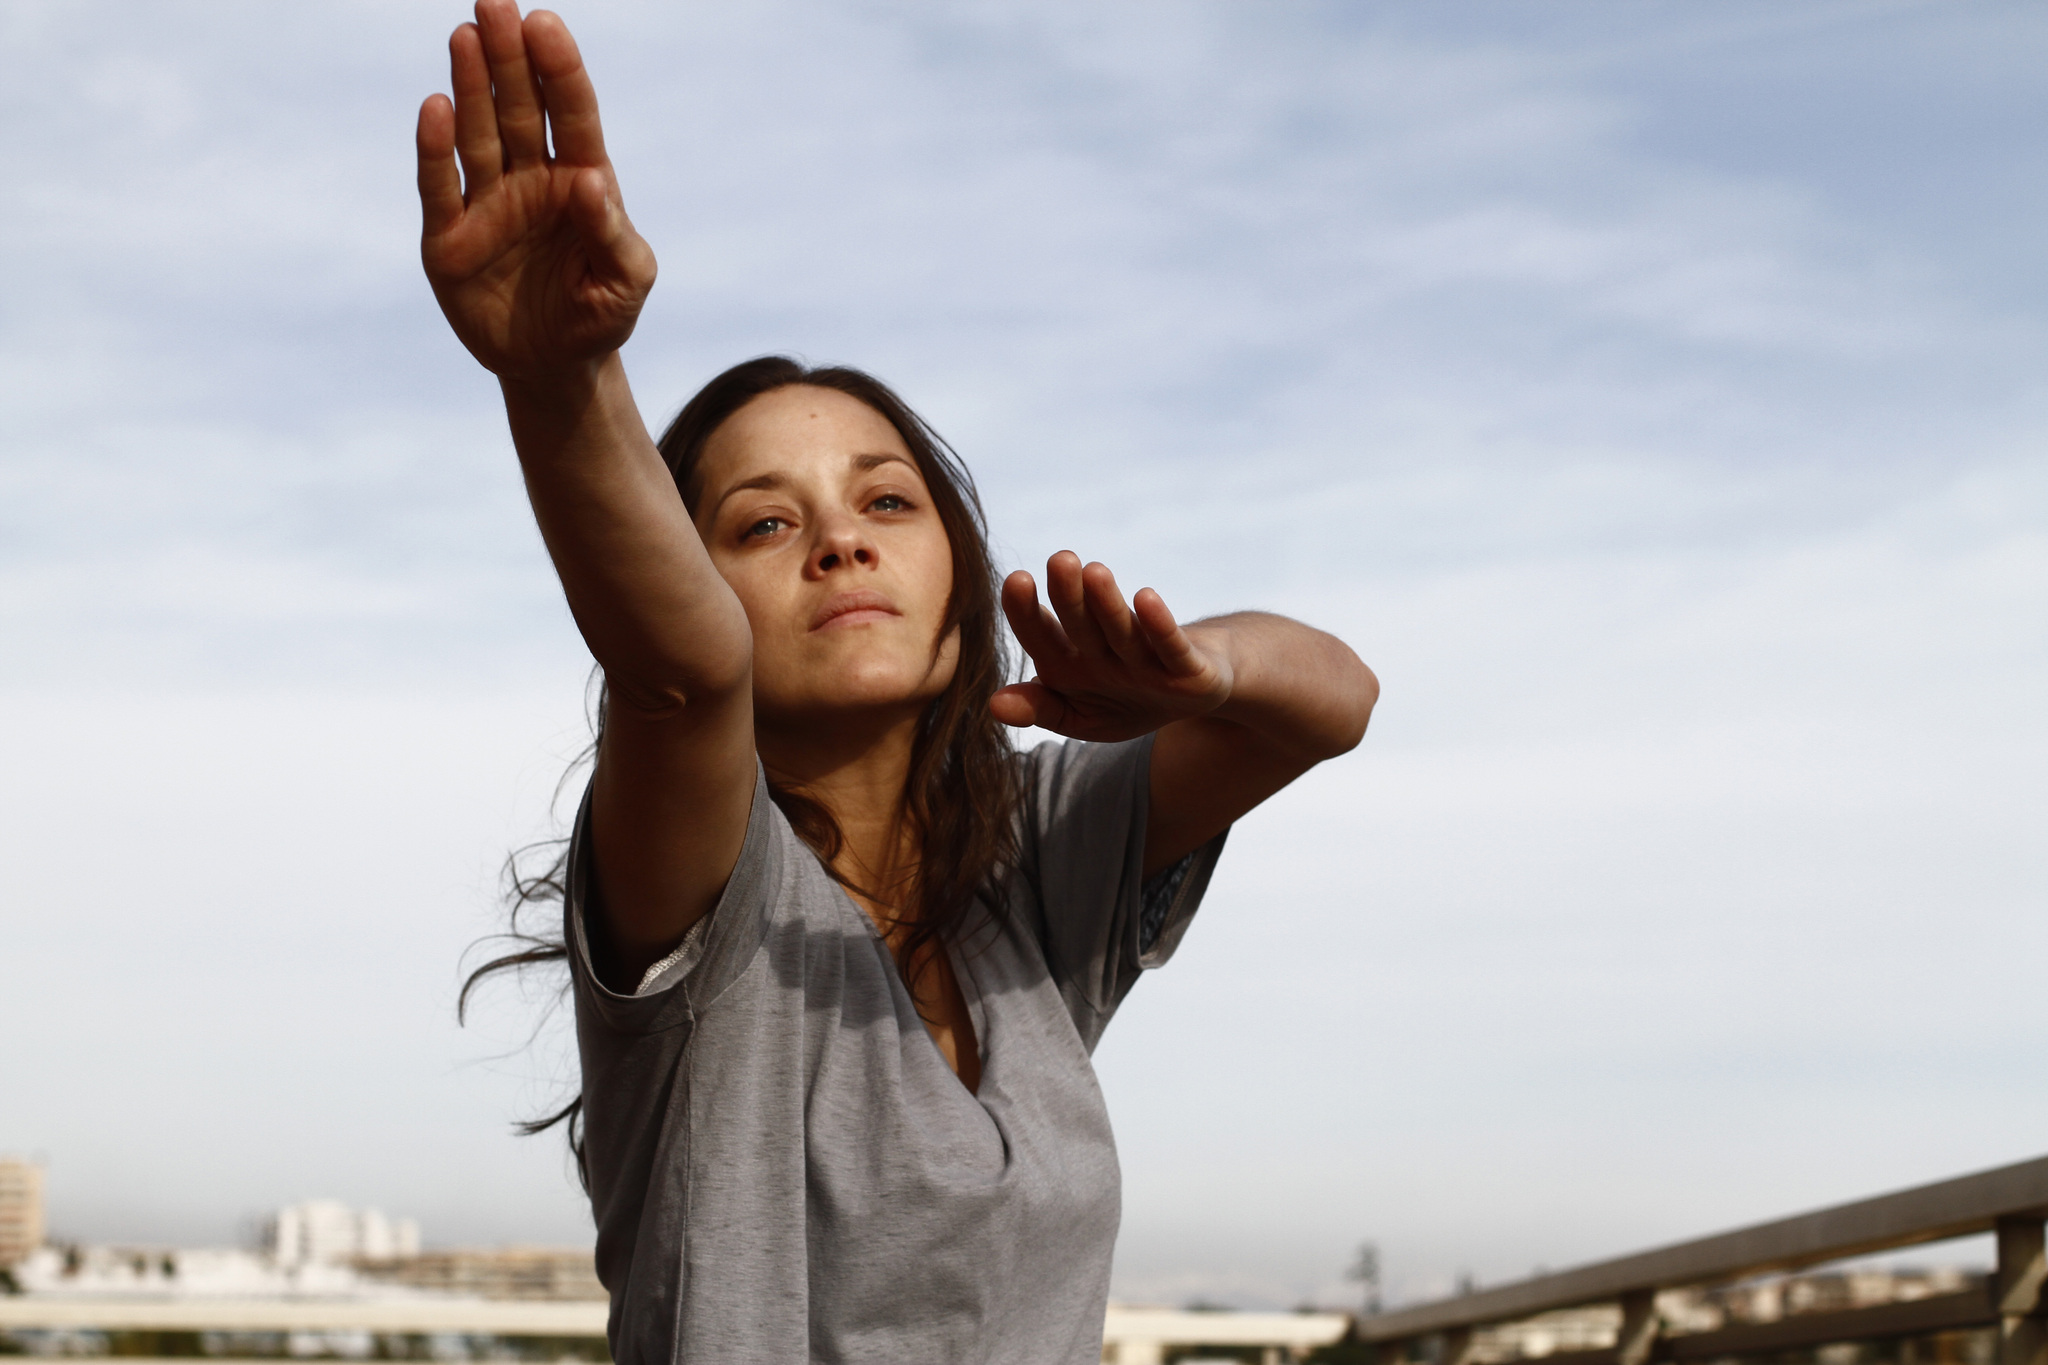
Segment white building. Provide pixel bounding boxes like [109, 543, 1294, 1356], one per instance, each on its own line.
[271, 1201, 420, 1267]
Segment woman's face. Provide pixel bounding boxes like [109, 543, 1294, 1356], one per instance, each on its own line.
[692, 385, 959, 731]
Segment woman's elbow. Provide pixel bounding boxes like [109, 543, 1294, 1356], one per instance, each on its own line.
[1328, 658, 1378, 756]
[608, 633, 753, 722]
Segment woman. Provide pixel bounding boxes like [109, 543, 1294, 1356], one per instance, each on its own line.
[416, 4, 1378, 1362]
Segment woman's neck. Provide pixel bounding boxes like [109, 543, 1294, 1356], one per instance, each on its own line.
[756, 705, 922, 910]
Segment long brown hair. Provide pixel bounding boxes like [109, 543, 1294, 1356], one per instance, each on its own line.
[461, 357, 1019, 1170]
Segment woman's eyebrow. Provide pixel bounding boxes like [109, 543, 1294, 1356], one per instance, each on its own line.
[710, 471, 785, 517]
[710, 452, 913, 517]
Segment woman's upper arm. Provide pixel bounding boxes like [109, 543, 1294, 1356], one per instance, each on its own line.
[1143, 614, 1376, 877]
[1143, 716, 1309, 878]
[584, 665, 759, 992]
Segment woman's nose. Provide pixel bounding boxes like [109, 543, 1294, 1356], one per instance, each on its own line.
[808, 514, 875, 576]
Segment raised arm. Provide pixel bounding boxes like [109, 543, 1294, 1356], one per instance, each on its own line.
[417, 2, 754, 985]
[995, 553, 1377, 876]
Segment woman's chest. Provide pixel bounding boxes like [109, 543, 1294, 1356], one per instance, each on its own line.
[664, 891, 1126, 1357]
[747, 899, 1119, 1189]
[785, 928, 1123, 1314]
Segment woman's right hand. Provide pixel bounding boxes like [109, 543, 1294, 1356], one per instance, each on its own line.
[416, 2, 656, 384]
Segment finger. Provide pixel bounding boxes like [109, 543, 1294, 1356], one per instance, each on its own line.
[990, 681, 1070, 732]
[1081, 561, 1148, 669]
[1132, 586, 1205, 677]
[416, 95, 464, 236]
[448, 24, 501, 197]
[475, 0, 549, 168]
[1001, 570, 1074, 668]
[523, 10, 609, 170]
[1045, 551, 1113, 660]
[568, 168, 657, 287]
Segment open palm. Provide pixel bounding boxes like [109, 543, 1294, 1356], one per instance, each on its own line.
[416, 1, 655, 380]
[993, 552, 1233, 743]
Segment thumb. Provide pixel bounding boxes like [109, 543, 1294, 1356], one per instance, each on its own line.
[568, 167, 656, 287]
[991, 681, 1067, 731]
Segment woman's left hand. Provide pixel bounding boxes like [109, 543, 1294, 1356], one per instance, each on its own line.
[992, 552, 1233, 741]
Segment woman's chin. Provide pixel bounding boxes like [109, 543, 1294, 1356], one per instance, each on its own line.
[759, 668, 954, 726]
[758, 638, 957, 714]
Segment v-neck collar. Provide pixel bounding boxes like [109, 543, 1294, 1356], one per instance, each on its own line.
[827, 867, 990, 1098]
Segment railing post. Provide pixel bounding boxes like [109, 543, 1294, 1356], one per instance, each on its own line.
[1998, 1217, 2047, 1365]
[1616, 1288, 1660, 1365]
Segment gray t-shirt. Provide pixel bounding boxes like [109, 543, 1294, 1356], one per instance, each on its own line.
[565, 734, 1226, 1364]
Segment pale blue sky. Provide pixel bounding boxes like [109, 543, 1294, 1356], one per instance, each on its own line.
[3, 0, 2044, 1309]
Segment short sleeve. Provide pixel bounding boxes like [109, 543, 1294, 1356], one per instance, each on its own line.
[1017, 734, 1228, 1049]
[566, 761, 784, 1036]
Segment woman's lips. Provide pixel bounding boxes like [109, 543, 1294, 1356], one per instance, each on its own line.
[810, 590, 902, 631]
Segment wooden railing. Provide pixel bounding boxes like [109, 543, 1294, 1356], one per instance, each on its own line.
[1356, 1154, 2048, 1365]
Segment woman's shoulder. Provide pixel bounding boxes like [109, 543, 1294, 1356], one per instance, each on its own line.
[569, 763, 858, 1029]
[1014, 734, 1153, 829]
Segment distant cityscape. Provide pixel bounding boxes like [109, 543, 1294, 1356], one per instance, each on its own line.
[0, 1154, 2003, 1365]
[0, 1157, 603, 1308]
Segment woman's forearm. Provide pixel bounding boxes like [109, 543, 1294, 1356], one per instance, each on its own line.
[1189, 611, 1377, 761]
[504, 353, 751, 711]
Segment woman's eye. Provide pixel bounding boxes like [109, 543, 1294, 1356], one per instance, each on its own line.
[744, 517, 786, 540]
[869, 494, 909, 513]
